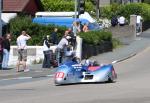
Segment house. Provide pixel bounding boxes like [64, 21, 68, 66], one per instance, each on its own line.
[2, 0, 44, 24]
[3, 0, 44, 15]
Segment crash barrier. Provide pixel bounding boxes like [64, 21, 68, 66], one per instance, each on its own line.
[108, 25, 135, 39]
[9, 42, 112, 65]
[82, 41, 113, 59]
[8, 46, 57, 66]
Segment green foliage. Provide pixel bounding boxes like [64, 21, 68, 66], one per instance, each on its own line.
[118, 3, 143, 20]
[112, 38, 121, 49]
[143, 0, 150, 4]
[79, 30, 112, 45]
[101, 3, 150, 21]
[41, 0, 94, 12]
[9, 16, 67, 45]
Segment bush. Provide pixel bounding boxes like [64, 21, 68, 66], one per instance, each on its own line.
[8, 16, 67, 45]
[41, 0, 94, 13]
[112, 38, 122, 49]
[80, 30, 113, 59]
[79, 30, 112, 45]
[101, 3, 150, 21]
[101, 3, 121, 19]
[143, 0, 150, 4]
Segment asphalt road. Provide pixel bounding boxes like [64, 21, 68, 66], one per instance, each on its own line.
[0, 47, 150, 103]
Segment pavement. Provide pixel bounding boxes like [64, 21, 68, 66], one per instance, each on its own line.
[0, 29, 150, 80]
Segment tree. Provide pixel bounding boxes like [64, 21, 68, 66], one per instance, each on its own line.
[41, 0, 94, 12]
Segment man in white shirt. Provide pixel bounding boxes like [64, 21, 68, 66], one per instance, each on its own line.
[118, 16, 126, 26]
[16, 31, 31, 72]
[136, 15, 143, 34]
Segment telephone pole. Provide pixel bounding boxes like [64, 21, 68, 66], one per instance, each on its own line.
[96, 0, 100, 20]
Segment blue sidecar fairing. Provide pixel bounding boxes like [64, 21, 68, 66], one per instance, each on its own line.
[54, 61, 117, 85]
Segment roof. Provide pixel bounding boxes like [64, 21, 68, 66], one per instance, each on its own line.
[3, 0, 44, 13]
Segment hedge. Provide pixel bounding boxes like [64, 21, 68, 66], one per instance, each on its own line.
[143, 0, 150, 4]
[101, 3, 150, 21]
[8, 16, 67, 45]
[8, 15, 114, 48]
[79, 30, 112, 45]
[41, 0, 94, 13]
[80, 30, 113, 59]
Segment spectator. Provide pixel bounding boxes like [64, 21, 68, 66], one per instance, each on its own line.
[76, 22, 81, 33]
[64, 30, 69, 37]
[68, 28, 76, 48]
[111, 15, 118, 27]
[51, 28, 58, 45]
[118, 16, 126, 26]
[16, 31, 31, 72]
[82, 23, 89, 32]
[72, 22, 81, 36]
[42, 35, 51, 68]
[0, 37, 3, 70]
[56, 35, 71, 66]
[79, 21, 83, 32]
[136, 15, 143, 34]
[2, 34, 11, 70]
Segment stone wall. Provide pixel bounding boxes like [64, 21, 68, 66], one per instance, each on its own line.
[107, 25, 136, 44]
[99, 0, 110, 7]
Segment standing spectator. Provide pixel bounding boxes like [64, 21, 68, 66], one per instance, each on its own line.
[42, 35, 51, 68]
[56, 35, 71, 65]
[51, 28, 58, 45]
[82, 23, 89, 32]
[111, 15, 118, 27]
[64, 30, 69, 37]
[72, 22, 77, 36]
[2, 34, 11, 70]
[72, 22, 81, 36]
[136, 15, 143, 35]
[118, 16, 126, 26]
[0, 37, 3, 70]
[76, 22, 81, 33]
[79, 21, 83, 32]
[68, 28, 76, 48]
[16, 31, 31, 72]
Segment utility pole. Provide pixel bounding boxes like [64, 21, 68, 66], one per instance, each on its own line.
[96, 0, 100, 20]
[74, 0, 77, 36]
[0, 0, 2, 37]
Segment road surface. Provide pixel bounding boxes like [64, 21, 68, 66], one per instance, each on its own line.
[0, 47, 150, 103]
